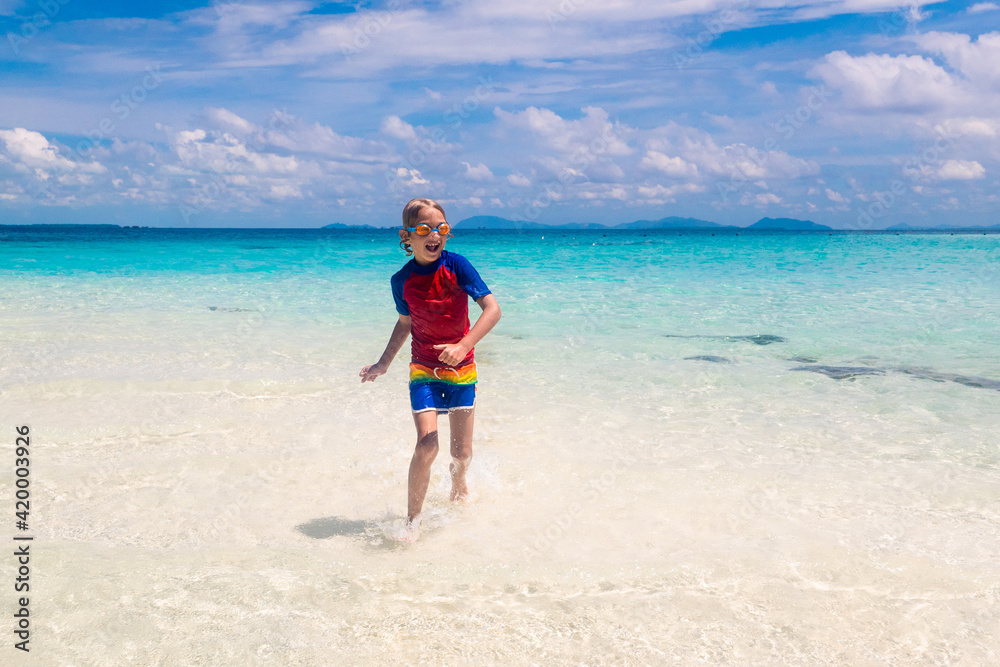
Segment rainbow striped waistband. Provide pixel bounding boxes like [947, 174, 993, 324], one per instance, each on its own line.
[409, 361, 478, 385]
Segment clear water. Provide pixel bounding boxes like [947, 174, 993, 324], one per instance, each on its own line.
[1, 226, 998, 664]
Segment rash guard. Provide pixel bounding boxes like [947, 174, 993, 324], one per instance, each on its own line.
[391, 250, 492, 368]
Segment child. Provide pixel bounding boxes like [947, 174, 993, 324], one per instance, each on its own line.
[360, 197, 501, 539]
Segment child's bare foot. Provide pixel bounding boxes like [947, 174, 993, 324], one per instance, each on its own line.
[390, 515, 421, 542]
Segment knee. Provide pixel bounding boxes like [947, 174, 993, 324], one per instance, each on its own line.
[451, 441, 472, 462]
[414, 431, 439, 462]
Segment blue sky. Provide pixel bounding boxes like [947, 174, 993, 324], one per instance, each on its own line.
[1, 0, 998, 228]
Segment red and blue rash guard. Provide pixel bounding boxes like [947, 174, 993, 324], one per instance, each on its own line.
[391, 250, 491, 371]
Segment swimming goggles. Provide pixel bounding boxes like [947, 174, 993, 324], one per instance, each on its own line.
[405, 223, 451, 236]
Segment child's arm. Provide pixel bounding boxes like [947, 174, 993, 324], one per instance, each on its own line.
[433, 294, 502, 366]
[360, 315, 412, 382]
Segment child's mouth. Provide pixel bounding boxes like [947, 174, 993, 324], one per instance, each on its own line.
[425, 242, 441, 253]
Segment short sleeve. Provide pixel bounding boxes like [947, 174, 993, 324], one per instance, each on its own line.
[390, 272, 409, 315]
[449, 253, 492, 300]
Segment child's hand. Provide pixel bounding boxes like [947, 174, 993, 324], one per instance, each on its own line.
[360, 363, 387, 383]
[432, 343, 470, 366]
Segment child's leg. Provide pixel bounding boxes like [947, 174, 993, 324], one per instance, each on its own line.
[407, 410, 439, 523]
[448, 407, 475, 501]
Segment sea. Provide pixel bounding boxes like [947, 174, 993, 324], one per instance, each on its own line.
[1, 225, 998, 665]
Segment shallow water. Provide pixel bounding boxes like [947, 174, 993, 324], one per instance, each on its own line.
[1, 227, 999, 664]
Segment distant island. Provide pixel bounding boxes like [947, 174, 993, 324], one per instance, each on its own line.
[2, 218, 996, 231]
[452, 215, 999, 231]
[321, 222, 378, 229]
[747, 217, 832, 231]
[455, 215, 829, 230]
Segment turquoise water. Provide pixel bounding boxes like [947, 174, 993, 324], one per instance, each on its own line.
[1, 226, 999, 664]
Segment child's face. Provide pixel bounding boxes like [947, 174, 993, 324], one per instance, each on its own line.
[400, 206, 448, 265]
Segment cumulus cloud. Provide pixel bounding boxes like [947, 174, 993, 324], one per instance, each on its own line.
[169, 126, 303, 175]
[934, 117, 999, 138]
[904, 158, 985, 181]
[0, 108, 404, 211]
[205, 107, 256, 135]
[640, 151, 699, 178]
[507, 172, 531, 187]
[390, 167, 429, 187]
[643, 121, 819, 180]
[741, 192, 782, 206]
[914, 31, 1000, 89]
[486, 107, 821, 210]
[381, 116, 418, 142]
[0, 128, 105, 174]
[263, 113, 395, 163]
[494, 106, 631, 158]
[825, 188, 848, 203]
[811, 51, 958, 111]
[493, 105, 634, 187]
[936, 160, 985, 180]
[461, 162, 494, 181]
[637, 183, 705, 203]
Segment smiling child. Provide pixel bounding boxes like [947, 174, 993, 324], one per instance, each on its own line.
[360, 197, 501, 540]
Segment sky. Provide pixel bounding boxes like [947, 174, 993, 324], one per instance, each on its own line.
[0, 0, 998, 229]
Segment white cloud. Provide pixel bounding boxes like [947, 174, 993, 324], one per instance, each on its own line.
[937, 160, 985, 180]
[268, 183, 302, 199]
[493, 105, 633, 186]
[644, 121, 819, 180]
[0, 128, 76, 171]
[258, 6, 670, 76]
[507, 172, 531, 187]
[811, 51, 958, 111]
[935, 117, 1000, 138]
[461, 162, 494, 181]
[210, 0, 943, 77]
[391, 167, 429, 187]
[205, 107, 256, 135]
[381, 115, 418, 142]
[487, 107, 820, 209]
[170, 126, 303, 175]
[904, 159, 986, 181]
[915, 31, 1000, 88]
[264, 113, 395, 163]
[210, 1, 312, 30]
[0, 128, 104, 173]
[494, 106, 631, 157]
[741, 192, 782, 206]
[968, 3, 999, 14]
[825, 188, 848, 203]
[637, 183, 705, 202]
[640, 151, 699, 178]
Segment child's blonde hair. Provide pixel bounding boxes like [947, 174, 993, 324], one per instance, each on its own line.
[399, 197, 449, 256]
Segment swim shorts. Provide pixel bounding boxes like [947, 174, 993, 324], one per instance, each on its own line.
[409, 361, 477, 414]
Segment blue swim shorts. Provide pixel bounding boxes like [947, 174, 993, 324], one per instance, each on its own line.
[409, 381, 476, 414]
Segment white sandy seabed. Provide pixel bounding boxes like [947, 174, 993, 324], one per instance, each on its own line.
[1, 263, 999, 665]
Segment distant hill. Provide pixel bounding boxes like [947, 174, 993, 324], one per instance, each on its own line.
[615, 216, 724, 229]
[454, 216, 550, 229]
[455, 215, 827, 230]
[322, 222, 377, 229]
[0, 223, 120, 228]
[315, 215, 985, 232]
[748, 217, 832, 230]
